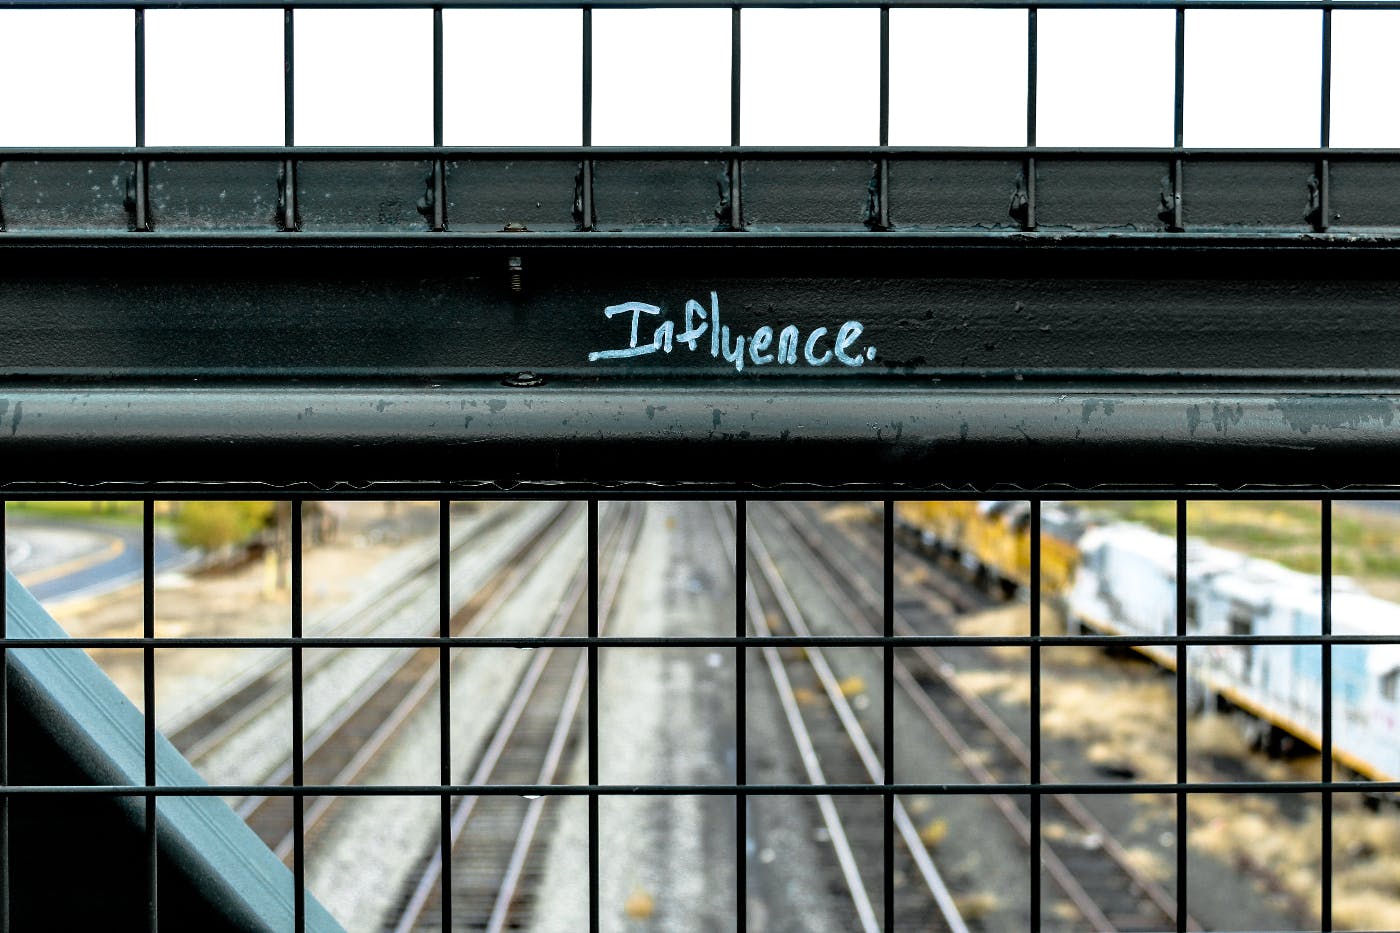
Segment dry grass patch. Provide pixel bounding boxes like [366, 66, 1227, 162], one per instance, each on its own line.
[955, 604, 1029, 637]
[1332, 803, 1400, 931]
[1187, 712, 1251, 758]
[1122, 845, 1172, 883]
[955, 669, 1029, 706]
[1190, 794, 1306, 866]
[954, 605, 1031, 663]
[951, 891, 1000, 921]
[1334, 889, 1400, 932]
[899, 563, 934, 589]
[919, 818, 949, 847]
[1040, 678, 1178, 783]
[821, 503, 878, 526]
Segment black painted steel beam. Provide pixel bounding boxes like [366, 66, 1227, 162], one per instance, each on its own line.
[2, 382, 1399, 485]
[1, 144, 1399, 488]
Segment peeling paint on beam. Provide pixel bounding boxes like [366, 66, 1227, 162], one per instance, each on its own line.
[2, 383, 1398, 484]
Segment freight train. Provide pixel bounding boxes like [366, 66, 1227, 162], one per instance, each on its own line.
[896, 501, 1400, 784]
[894, 500, 1083, 597]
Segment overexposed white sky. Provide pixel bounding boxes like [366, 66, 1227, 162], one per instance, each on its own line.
[0, 6, 1394, 147]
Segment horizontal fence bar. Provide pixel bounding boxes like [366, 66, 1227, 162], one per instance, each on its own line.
[2, 634, 1398, 647]
[4, 0, 1400, 10]
[3, 486, 1400, 499]
[3, 146, 1400, 161]
[0, 781, 1393, 796]
[10, 231, 1400, 247]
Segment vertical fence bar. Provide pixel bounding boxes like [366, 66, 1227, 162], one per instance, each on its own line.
[1028, 499, 1041, 929]
[439, 499, 453, 928]
[291, 500, 305, 933]
[432, 6, 447, 231]
[1175, 498, 1188, 933]
[282, 8, 298, 231]
[0, 501, 6, 933]
[735, 499, 747, 933]
[1321, 498, 1333, 932]
[876, 6, 890, 230]
[587, 499, 600, 933]
[882, 501, 894, 930]
[728, 5, 743, 231]
[580, 7, 594, 231]
[132, 9, 149, 232]
[1022, 7, 1037, 231]
[143, 500, 156, 932]
[1171, 7, 1185, 231]
[1316, 8, 1332, 232]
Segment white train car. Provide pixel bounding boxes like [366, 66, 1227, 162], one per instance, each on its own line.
[1067, 522, 1400, 782]
[1330, 591, 1400, 780]
[1067, 522, 1244, 670]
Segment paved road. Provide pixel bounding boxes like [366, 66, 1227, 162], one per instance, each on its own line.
[8, 519, 195, 604]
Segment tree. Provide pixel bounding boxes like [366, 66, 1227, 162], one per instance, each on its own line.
[174, 501, 275, 553]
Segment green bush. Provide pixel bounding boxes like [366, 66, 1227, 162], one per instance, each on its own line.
[175, 501, 276, 552]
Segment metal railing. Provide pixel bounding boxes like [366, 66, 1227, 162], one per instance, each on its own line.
[2, 1, 1398, 931]
[0, 0, 1398, 237]
[1, 489, 1394, 933]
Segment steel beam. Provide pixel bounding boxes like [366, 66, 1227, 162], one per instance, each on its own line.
[2, 382, 1399, 486]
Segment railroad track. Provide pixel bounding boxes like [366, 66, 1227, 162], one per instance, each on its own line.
[389, 502, 644, 932]
[227, 500, 586, 865]
[712, 502, 970, 933]
[764, 501, 1198, 933]
[868, 502, 1322, 929]
[167, 500, 568, 768]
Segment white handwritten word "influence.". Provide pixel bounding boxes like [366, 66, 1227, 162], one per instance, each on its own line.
[586, 292, 876, 373]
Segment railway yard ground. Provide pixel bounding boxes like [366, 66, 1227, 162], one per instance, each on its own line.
[10, 499, 1400, 931]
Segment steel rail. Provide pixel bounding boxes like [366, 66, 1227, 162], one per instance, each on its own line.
[774, 501, 1199, 932]
[773, 505, 1116, 929]
[233, 502, 583, 837]
[173, 550, 436, 761]
[170, 502, 547, 763]
[740, 507, 972, 933]
[887, 503, 1326, 926]
[781, 502, 1189, 927]
[388, 561, 594, 932]
[480, 657, 590, 933]
[703, 501, 881, 932]
[481, 503, 645, 933]
[387, 502, 641, 932]
[744, 579, 882, 933]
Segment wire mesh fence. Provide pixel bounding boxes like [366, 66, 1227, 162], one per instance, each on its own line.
[4, 492, 1398, 932]
[4, 2, 1400, 931]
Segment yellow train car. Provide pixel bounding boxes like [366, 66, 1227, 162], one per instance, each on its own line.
[896, 500, 1081, 597]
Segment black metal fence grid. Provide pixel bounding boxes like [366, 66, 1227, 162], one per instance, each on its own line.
[1, 1, 1395, 930]
[0, 0, 1398, 238]
[0, 492, 1391, 933]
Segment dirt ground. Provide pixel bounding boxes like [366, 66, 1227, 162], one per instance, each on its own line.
[873, 504, 1400, 931]
[45, 502, 444, 717]
[944, 598, 1400, 931]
